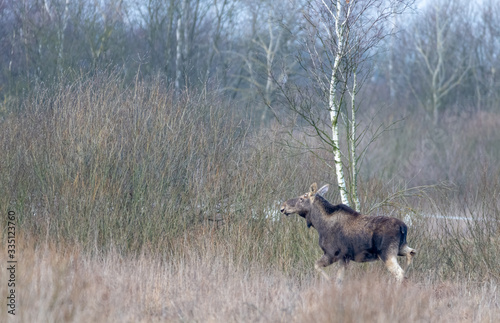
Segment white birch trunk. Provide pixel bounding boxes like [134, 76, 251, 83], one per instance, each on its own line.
[329, 0, 350, 206]
[175, 16, 183, 92]
[351, 71, 360, 211]
[58, 0, 70, 75]
[175, 0, 188, 92]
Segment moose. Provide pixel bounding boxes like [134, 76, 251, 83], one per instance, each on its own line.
[280, 183, 416, 283]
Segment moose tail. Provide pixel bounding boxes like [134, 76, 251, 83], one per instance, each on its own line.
[399, 224, 408, 247]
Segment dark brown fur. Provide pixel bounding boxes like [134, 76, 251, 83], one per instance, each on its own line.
[280, 183, 416, 282]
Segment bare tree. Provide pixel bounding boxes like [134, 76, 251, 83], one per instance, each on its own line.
[472, 0, 500, 111]
[37, 0, 71, 75]
[282, 0, 413, 209]
[407, 0, 471, 125]
[201, 0, 236, 86]
[136, 0, 177, 76]
[225, 0, 303, 123]
[175, 0, 188, 91]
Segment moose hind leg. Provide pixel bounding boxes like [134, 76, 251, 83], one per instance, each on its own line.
[384, 255, 404, 282]
[315, 254, 334, 281]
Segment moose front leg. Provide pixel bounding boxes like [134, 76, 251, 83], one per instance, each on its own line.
[314, 254, 334, 281]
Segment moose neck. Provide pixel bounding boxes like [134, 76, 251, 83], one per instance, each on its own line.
[307, 195, 358, 233]
[314, 195, 339, 215]
[306, 195, 334, 230]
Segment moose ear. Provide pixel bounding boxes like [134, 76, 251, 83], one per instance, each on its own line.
[310, 183, 318, 194]
[316, 184, 329, 196]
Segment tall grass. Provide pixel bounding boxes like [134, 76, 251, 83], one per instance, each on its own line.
[0, 73, 325, 265]
[1, 235, 499, 322]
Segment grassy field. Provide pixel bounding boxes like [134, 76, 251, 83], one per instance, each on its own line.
[1, 233, 499, 322]
[1, 75, 499, 322]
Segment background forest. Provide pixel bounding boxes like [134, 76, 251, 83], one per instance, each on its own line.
[1, 0, 500, 322]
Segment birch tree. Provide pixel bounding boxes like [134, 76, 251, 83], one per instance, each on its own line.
[174, 0, 209, 92]
[39, 0, 70, 75]
[175, 0, 188, 92]
[282, 0, 412, 209]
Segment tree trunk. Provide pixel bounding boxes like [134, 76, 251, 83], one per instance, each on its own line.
[350, 71, 360, 211]
[57, 0, 70, 76]
[175, 0, 188, 92]
[330, 0, 350, 206]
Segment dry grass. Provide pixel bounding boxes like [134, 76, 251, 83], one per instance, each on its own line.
[1, 233, 499, 322]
